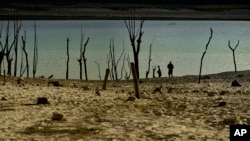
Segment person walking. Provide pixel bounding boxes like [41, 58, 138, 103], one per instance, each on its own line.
[167, 62, 174, 77]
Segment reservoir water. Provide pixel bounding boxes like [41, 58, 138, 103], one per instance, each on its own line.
[1, 20, 250, 80]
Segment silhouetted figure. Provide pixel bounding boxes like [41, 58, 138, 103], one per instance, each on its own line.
[167, 62, 174, 77]
[157, 65, 162, 78]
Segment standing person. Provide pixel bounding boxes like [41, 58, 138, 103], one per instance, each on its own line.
[157, 65, 162, 78]
[167, 61, 174, 77]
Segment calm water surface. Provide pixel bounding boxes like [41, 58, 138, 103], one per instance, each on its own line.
[1, 20, 250, 79]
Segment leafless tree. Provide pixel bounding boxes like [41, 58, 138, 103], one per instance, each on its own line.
[13, 20, 22, 77]
[122, 9, 148, 79]
[198, 28, 213, 84]
[82, 37, 89, 81]
[20, 30, 29, 77]
[2, 21, 21, 76]
[107, 38, 125, 80]
[125, 54, 131, 80]
[228, 40, 240, 72]
[66, 37, 69, 79]
[0, 22, 4, 73]
[33, 21, 38, 78]
[77, 27, 89, 81]
[95, 60, 102, 80]
[146, 39, 154, 79]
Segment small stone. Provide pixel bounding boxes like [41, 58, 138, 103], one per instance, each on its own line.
[223, 116, 239, 124]
[153, 86, 162, 94]
[95, 88, 101, 96]
[126, 96, 136, 102]
[52, 112, 64, 121]
[218, 101, 227, 107]
[220, 90, 230, 95]
[48, 81, 62, 87]
[17, 77, 24, 84]
[208, 91, 218, 97]
[82, 85, 91, 90]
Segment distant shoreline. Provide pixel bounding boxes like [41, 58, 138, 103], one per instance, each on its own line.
[1, 8, 250, 20]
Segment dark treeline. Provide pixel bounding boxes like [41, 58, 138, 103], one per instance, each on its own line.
[1, 0, 250, 7]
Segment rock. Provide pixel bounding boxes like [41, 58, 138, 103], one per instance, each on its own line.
[153, 86, 162, 94]
[1, 96, 8, 101]
[220, 90, 230, 95]
[17, 77, 24, 84]
[192, 90, 200, 93]
[204, 75, 211, 79]
[167, 87, 174, 93]
[223, 116, 239, 124]
[52, 112, 64, 121]
[208, 82, 213, 86]
[126, 96, 136, 102]
[95, 87, 101, 96]
[82, 85, 91, 90]
[208, 91, 218, 97]
[218, 101, 227, 107]
[231, 80, 241, 87]
[48, 81, 62, 87]
[37, 97, 49, 104]
[236, 90, 242, 94]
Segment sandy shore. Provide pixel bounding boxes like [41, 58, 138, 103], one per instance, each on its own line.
[0, 70, 250, 140]
[0, 8, 250, 20]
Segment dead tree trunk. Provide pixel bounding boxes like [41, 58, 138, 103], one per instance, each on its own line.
[14, 20, 21, 77]
[3, 21, 21, 76]
[152, 65, 156, 78]
[20, 31, 29, 78]
[198, 28, 213, 84]
[125, 55, 131, 80]
[0, 23, 4, 73]
[82, 37, 89, 81]
[146, 39, 154, 79]
[228, 40, 239, 73]
[131, 62, 139, 99]
[66, 37, 69, 79]
[33, 21, 38, 78]
[95, 60, 102, 80]
[122, 9, 148, 79]
[78, 27, 84, 80]
[107, 38, 125, 80]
